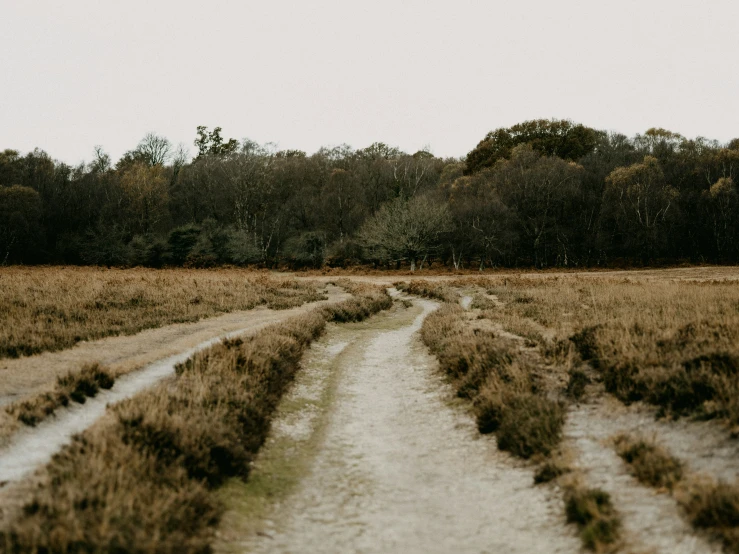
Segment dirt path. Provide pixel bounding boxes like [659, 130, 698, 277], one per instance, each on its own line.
[216, 295, 579, 553]
[565, 395, 725, 553]
[0, 287, 350, 482]
[0, 286, 348, 410]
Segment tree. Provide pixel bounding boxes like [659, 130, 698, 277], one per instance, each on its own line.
[0, 185, 43, 264]
[355, 142, 401, 211]
[321, 168, 362, 243]
[359, 195, 452, 270]
[443, 171, 517, 269]
[0, 149, 23, 186]
[488, 145, 585, 267]
[119, 163, 169, 234]
[702, 177, 738, 260]
[194, 126, 239, 158]
[465, 119, 599, 174]
[392, 150, 441, 199]
[90, 146, 112, 173]
[603, 156, 679, 261]
[633, 128, 685, 157]
[136, 133, 172, 166]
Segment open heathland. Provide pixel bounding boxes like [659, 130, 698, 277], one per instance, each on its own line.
[0, 267, 324, 359]
[402, 269, 739, 552]
[0, 282, 391, 553]
[473, 274, 739, 426]
[2, 267, 739, 554]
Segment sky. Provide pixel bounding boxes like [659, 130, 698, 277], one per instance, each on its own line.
[1, 0, 738, 165]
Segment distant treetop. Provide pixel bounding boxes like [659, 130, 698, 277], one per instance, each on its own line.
[194, 126, 240, 159]
[465, 119, 600, 174]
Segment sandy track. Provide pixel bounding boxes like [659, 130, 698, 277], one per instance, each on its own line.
[565, 396, 728, 553]
[0, 286, 349, 410]
[216, 296, 579, 553]
[0, 286, 349, 468]
[0, 286, 350, 526]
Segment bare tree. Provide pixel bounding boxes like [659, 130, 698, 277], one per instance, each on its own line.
[137, 133, 172, 166]
[90, 145, 111, 173]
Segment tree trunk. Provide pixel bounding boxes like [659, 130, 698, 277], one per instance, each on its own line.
[410, 258, 416, 272]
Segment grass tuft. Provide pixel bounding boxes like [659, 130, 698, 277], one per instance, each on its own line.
[614, 434, 683, 490]
[565, 487, 621, 551]
[496, 394, 565, 459]
[420, 298, 566, 460]
[7, 363, 115, 426]
[566, 368, 590, 401]
[677, 478, 739, 552]
[534, 458, 570, 484]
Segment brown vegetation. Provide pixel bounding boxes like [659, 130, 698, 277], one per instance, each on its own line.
[6, 363, 114, 426]
[677, 479, 739, 553]
[0, 285, 391, 553]
[446, 274, 739, 425]
[565, 487, 621, 551]
[419, 289, 565, 459]
[611, 432, 739, 551]
[0, 267, 324, 359]
[394, 279, 458, 302]
[533, 456, 571, 484]
[613, 434, 683, 490]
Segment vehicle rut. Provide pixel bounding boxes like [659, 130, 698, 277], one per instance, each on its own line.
[216, 296, 579, 554]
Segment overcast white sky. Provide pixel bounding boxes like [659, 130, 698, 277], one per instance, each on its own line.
[1, 0, 738, 165]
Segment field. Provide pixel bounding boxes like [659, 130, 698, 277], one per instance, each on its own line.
[1, 266, 739, 553]
[0, 267, 325, 359]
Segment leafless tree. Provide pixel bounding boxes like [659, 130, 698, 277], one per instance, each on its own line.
[137, 133, 172, 166]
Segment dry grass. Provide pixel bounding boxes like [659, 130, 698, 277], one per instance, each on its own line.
[394, 279, 459, 302]
[611, 432, 739, 550]
[420, 300, 564, 459]
[0, 285, 391, 553]
[677, 478, 739, 553]
[613, 434, 684, 490]
[534, 454, 571, 484]
[496, 394, 565, 458]
[565, 486, 622, 551]
[431, 273, 739, 425]
[0, 267, 325, 359]
[6, 363, 114, 426]
[566, 368, 591, 401]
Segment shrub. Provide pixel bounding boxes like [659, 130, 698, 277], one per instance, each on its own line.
[678, 479, 739, 553]
[566, 368, 590, 401]
[534, 459, 569, 484]
[565, 487, 621, 551]
[128, 234, 168, 267]
[7, 363, 114, 426]
[614, 434, 683, 489]
[496, 394, 565, 458]
[167, 224, 201, 265]
[283, 232, 327, 269]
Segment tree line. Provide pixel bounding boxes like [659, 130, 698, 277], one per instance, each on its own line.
[1, 120, 738, 269]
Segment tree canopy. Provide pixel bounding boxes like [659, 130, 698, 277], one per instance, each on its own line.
[465, 119, 600, 174]
[2, 121, 739, 269]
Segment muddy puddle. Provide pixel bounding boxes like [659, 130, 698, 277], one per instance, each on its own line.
[216, 296, 579, 553]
